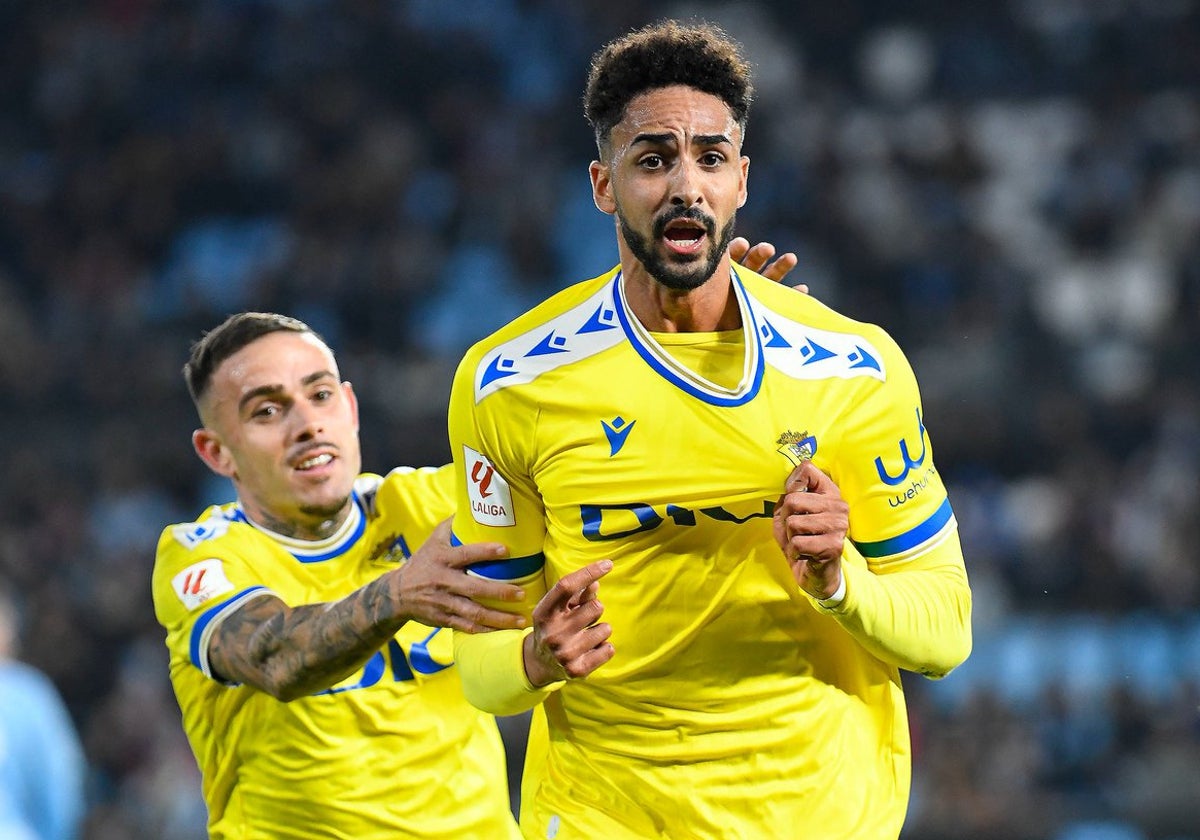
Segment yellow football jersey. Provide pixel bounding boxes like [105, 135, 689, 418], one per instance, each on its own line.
[448, 267, 970, 839]
[152, 465, 521, 840]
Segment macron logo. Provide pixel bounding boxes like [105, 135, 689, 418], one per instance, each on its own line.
[463, 445, 515, 526]
[602, 416, 636, 456]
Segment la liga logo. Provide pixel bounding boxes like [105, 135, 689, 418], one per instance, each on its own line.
[463, 445, 516, 526]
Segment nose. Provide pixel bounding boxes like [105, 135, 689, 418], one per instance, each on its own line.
[291, 402, 323, 441]
[668, 158, 703, 208]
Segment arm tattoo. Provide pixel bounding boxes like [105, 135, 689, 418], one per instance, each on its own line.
[209, 570, 406, 701]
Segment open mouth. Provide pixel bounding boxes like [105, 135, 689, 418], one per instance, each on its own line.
[662, 219, 707, 254]
[295, 453, 334, 471]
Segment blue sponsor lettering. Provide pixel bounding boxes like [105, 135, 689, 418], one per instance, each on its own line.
[887, 465, 937, 507]
[316, 629, 449, 695]
[580, 500, 774, 542]
[874, 409, 928, 486]
[409, 628, 452, 675]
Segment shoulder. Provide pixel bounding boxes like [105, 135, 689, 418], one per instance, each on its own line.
[155, 503, 246, 556]
[453, 269, 621, 397]
[740, 270, 908, 385]
[0, 661, 60, 702]
[361, 466, 455, 519]
[151, 504, 255, 606]
[464, 269, 618, 358]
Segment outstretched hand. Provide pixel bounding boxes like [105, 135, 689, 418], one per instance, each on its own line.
[772, 462, 848, 600]
[523, 559, 615, 687]
[393, 518, 528, 633]
[729, 237, 805, 292]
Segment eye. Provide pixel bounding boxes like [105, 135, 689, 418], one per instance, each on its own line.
[313, 388, 334, 402]
[699, 151, 725, 167]
[252, 403, 279, 419]
[638, 153, 664, 170]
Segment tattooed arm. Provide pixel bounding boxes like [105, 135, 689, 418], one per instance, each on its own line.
[208, 520, 528, 701]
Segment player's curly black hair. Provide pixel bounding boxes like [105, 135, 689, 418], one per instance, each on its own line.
[583, 20, 754, 158]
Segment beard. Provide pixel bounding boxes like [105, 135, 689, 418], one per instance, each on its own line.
[618, 205, 737, 291]
[299, 496, 352, 521]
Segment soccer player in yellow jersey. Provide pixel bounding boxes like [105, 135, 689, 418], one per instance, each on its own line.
[151, 312, 528, 840]
[447, 20, 973, 840]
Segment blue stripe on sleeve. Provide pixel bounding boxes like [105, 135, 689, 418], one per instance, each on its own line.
[189, 586, 267, 670]
[467, 553, 546, 581]
[853, 498, 954, 560]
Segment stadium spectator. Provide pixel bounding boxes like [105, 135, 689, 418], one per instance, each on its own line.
[0, 574, 86, 840]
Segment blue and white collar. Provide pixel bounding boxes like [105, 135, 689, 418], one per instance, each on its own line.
[613, 268, 764, 407]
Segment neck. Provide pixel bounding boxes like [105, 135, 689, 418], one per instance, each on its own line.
[619, 254, 742, 333]
[242, 501, 351, 542]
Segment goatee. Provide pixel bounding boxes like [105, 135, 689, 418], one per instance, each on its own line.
[619, 206, 737, 291]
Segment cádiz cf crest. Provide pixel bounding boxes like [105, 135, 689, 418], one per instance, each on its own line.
[776, 430, 818, 467]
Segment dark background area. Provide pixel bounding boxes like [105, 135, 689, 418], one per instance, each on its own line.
[2, 1, 1198, 838]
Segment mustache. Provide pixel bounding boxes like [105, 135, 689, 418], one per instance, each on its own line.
[653, 206, 716, 239]
[290, 442, 337, 462]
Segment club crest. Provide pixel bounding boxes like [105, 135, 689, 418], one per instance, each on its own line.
[776, 430, 817, 467]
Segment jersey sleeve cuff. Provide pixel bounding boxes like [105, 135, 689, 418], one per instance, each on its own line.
[815, 574, 847, 610]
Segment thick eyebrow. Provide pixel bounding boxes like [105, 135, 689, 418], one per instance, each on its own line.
[237, 370, 337, 414]
[630, 132, 732, 148]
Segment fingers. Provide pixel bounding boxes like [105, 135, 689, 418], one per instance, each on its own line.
[556, 626, 615, 679]
[758, 250, 799, 285]
[728, 236, 751, 264]
[783, 461, 837, 496]
[729, 237, 800, 285]
[443, 601, 529, 634]
[729, 237, 777, 273]
[448, 543, 510, 568]
[533, 559, 613, 619]
[525, 560, 615, 686]
[739, 240, 776, 272]
[775, 463, 848, 569]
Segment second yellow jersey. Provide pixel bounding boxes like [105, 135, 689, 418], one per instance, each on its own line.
[449, 266, 965, 839]
[152, 465, 520, 840]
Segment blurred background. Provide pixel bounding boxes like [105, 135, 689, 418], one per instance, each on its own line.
[1, 0, 1198, 838]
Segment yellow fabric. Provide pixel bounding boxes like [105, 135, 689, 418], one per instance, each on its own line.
[448, 266, 971, 839]
[152, 465, 521, 840]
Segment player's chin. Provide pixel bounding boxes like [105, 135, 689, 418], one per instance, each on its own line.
[294, 474, 355, 512]
[297, 491, 353, 521]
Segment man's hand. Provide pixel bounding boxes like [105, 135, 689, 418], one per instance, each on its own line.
[729, 237, 805, 291]
[772, 462, 848, 600]
[393, 519, 528, 633]
[523, 560, 615, 687]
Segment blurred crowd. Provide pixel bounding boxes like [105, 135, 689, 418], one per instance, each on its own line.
[1, 1, 1198, 838]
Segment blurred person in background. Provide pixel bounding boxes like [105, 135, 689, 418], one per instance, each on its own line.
[448, 20, 971, 840]
[0, 574, 87, 840]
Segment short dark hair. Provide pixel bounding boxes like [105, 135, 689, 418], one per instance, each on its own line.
[583, 20, 754, 156]
[184, 312, 325, 405]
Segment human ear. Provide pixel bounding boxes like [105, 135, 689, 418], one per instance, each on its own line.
[590, 160, 617, 215]
[192, 428, 235, 478]
[737, 155, 749, 209]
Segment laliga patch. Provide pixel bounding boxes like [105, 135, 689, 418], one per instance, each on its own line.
[172, 558, 235, 610]
[463, 445, 516, 526]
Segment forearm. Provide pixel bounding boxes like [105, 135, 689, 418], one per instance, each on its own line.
[817, 534, 972, 678]
[454, 627, 561, 716]
[211, 571, 407, 701]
